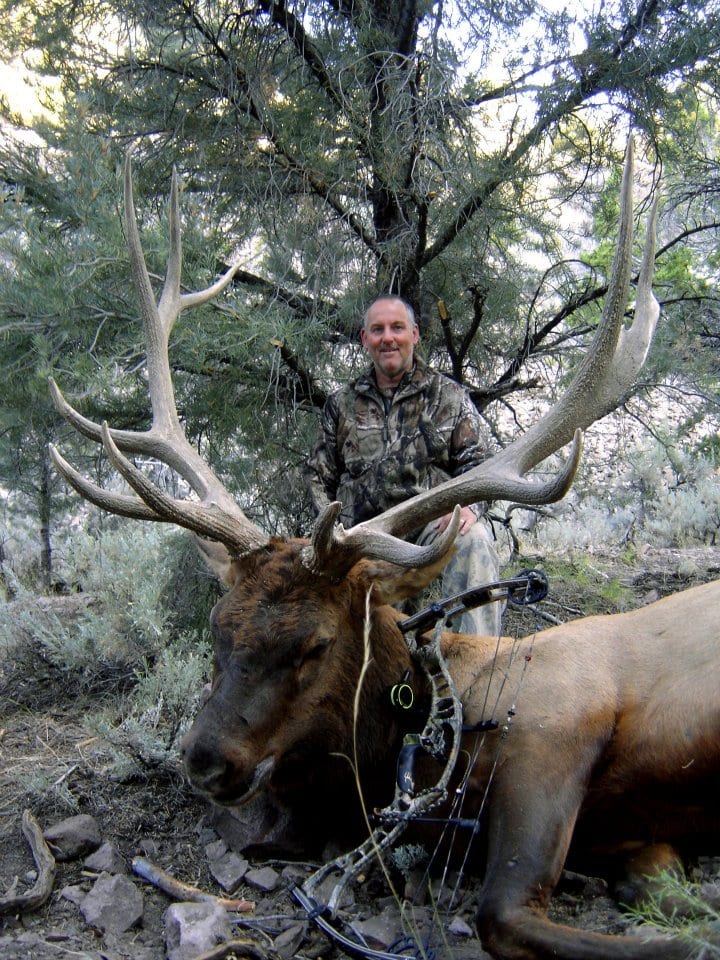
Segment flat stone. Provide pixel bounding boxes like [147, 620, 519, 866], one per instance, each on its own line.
[164, 900, 231, 960]
[84, 841, 127, 874]
[274, 922, 307, 959]
[80, 873, 143, 934]
[244, 865, 280, 892]
[138, 838, 160, 859]
[448, 916, 475, 937]
[43, 814, 101, 861]
[208, 797, 302, 856]
[280, 863, 308, 885]
[350, 906, 404, 950]
[204, 838, 228, 862]
[208, 851, 249, 892]
[60, 884, 87, 906]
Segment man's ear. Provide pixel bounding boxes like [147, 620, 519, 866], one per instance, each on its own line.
[350, 551, 454, 607]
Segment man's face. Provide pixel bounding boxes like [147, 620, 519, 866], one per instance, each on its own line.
[360, 299, 419, 388]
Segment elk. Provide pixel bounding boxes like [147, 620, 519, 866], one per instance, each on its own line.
[49, 143, 720, 960]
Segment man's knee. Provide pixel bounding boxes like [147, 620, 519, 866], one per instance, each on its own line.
[455, 521, 499, 574]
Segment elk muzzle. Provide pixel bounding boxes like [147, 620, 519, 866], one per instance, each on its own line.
[181, 726, 275, 805]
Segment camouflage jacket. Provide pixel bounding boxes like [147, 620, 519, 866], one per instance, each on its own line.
[304, 358, 489, 527]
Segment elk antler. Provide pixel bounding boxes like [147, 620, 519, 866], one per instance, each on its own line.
[308, 138, 661, 575]
[49, 154, 268, 558]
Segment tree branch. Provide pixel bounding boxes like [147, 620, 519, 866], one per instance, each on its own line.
[421, 0, 665, 266]
[256, 0, 344, 111]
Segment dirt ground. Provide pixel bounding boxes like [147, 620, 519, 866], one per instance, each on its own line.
[1, 545, 719, 960]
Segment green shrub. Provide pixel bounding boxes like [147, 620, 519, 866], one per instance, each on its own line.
[1, 519, 215, 786]
[525, 439, 720, 555]
[91, 632, 212, 780]
[625, 869, 720, 959]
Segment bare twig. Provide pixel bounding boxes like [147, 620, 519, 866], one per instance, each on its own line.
[0, 810, 56, 915]
[190, 938, 267, 960]
[131, 856, 255, 912]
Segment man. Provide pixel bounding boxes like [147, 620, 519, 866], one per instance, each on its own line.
[304, 295, 502, 636]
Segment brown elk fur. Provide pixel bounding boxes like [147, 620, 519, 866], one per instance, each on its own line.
[181, 541, 720, 960]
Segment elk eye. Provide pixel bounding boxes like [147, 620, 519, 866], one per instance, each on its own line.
[300, 638, 330, 665]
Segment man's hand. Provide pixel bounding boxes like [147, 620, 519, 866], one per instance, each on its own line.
[433, 505, 477, 537]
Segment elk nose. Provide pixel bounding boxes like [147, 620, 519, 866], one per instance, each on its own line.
[181, 738, 230, 794]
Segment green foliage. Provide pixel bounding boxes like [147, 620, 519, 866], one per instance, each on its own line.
[12, 763, 80, 815]
[1, 523, 162, 680]
[624, 869, 720, 959]
[643, 472, 720, 547]
[91, 633, 211, 780]
[391, 843, 429, 880]
[519, 430, 720, 558]
[522, 554, 635, 614]
[0, 520, 212, 783]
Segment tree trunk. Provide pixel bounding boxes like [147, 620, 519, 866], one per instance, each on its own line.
[38, 440, 53, 591]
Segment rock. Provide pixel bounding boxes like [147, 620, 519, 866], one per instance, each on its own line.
[315, 874, 355, 910]
[208, 851, 249, 892]
[280, 863, 308, 885]
[403, 867, 428, 903]
[80, 873, 144, 934]
[43, 814, 101, 861]
[561, 869, 609, 899]
[204, 838, 228, 861]
[84, 841, 127, 874]
[448, 916, 475, 937]
[60, 884, 86, 906]
[244, 865, 280, 892]
[164, 901, 231, 960]
[274, 921, 307, 959]
[138, 838, 160, 859]
[350, 906, 404, 950]
[208, 795, 309, 858]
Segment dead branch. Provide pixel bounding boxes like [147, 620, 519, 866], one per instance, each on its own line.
[131, 856, 255, 912]
[191, 938, 268, 960]
[0, 810, 56, 915]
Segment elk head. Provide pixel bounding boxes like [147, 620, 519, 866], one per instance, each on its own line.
[50, 143, 660, 826]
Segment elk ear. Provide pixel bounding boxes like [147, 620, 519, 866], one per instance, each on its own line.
[192, 535, 237, 587]
[351, 551, 453, 607]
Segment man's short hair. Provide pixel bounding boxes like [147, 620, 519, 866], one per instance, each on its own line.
[362, 295, 416, 329]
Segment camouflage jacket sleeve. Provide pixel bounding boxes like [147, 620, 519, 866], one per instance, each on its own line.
[449, 389, 487, 475]
[304, 393, 342, 516]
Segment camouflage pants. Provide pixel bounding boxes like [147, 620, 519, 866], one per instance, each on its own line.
[417, 518, 502, 637]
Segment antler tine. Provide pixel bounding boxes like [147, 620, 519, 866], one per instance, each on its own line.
[595, 194, 660, 416]
[309, 137, 659, 569]
[97, 423, 262, 553]
[123, 153, 187, 440]
[305, 502, 462, 576]
[49, 443, 160, 521]
[50, 155, 269, 557]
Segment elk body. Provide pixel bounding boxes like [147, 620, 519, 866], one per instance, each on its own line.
[50, 143, 720, 959]
[190, 549, 720, 960]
